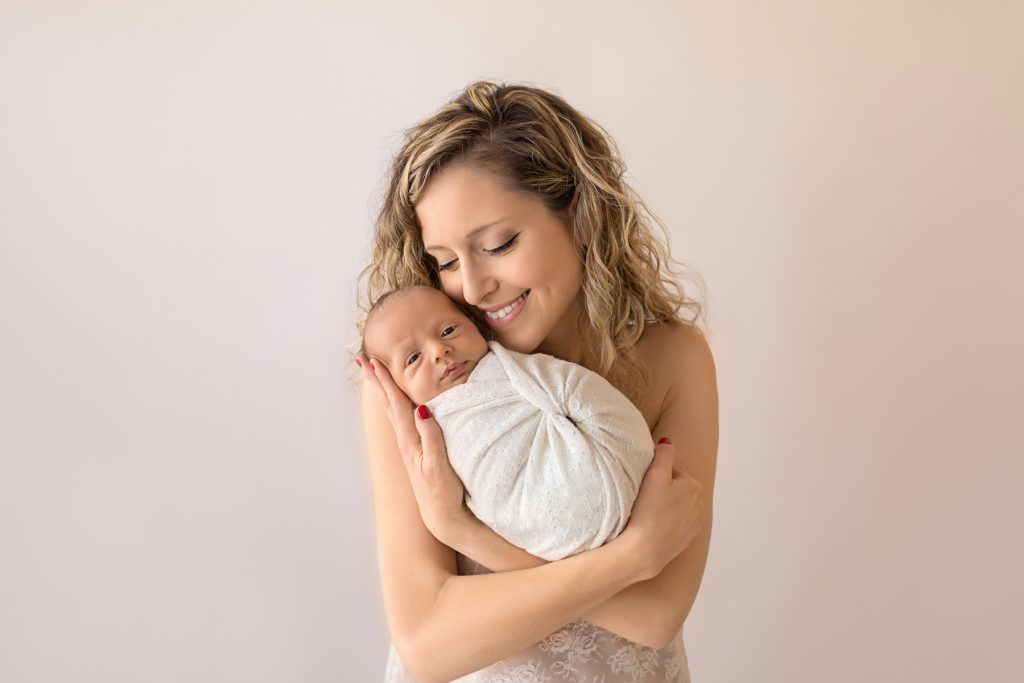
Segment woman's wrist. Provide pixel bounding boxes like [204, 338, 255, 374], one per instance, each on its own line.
[444, 511, 652, 580]
[445, 514, 550, 572]
[609, 528, 659, 583]
[424, 506, 466, 549]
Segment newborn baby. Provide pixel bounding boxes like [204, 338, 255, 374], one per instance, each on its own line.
[361, 286, 654, 561]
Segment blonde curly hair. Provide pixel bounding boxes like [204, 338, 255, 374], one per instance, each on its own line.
[358, 81, 708, 402]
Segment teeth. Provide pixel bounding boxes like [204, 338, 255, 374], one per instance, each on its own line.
[485, 291, 529, 319]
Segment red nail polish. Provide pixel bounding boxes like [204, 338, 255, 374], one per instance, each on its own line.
[658, 437, 672, 445]
[417, 405, 431, 420]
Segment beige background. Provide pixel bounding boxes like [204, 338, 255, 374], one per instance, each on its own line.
[2, 2, 1021, 681]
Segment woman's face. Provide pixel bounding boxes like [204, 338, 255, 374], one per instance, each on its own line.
[416, 163, 584, 356]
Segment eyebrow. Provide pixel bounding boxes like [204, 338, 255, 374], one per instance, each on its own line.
[423, 217, 509, 254]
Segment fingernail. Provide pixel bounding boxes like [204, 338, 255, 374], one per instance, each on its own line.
[354, 358, 363, 368]
[417, 405, 431, 420]
[658, 437, 672, 445]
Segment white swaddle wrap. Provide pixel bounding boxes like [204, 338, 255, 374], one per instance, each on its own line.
[425, 341, 654, 562]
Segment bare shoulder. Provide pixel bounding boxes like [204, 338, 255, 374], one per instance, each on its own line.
[637, 320, 714, 371]
[636, 321, 717, 421]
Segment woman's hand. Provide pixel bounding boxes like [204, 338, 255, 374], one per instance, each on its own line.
[620, 438, 704, 582]
[357, 355, 471, 545]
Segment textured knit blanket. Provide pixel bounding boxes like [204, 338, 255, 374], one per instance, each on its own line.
[425, 341, 654, 561]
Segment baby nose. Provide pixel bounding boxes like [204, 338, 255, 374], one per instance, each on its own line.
[432, 343, 452, 362]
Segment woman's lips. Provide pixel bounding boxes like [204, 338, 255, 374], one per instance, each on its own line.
[482, 290, 530, 329]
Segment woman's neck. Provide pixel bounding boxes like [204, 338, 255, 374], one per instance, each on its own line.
[535, 294, 587, 365]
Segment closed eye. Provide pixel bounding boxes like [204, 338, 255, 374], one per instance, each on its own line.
[434, 232, 520, 272]
[485, 233, 519, 255]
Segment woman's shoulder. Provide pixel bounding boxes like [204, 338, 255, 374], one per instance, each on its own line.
[636, 319, 712, 370]
[635, 320, 716, 422]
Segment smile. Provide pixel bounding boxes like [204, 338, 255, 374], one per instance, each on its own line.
[483, 290, 530, 327]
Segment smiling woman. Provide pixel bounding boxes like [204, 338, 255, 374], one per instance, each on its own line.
[356, 81, 716, 682]
[418, 163, 585, 357]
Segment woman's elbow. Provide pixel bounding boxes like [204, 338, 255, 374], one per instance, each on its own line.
[395, 632, 446, 683]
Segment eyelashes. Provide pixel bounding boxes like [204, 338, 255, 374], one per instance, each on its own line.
[436, 233, 520, 272]
[486, 233, 519, 255]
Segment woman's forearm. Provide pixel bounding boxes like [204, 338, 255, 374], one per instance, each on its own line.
[406, 534, 643, 683]
[445, 518, 676, 648]
[447, 518, 674, 648]
[583, 510, 716, 648]
[445, 515, 549, 572]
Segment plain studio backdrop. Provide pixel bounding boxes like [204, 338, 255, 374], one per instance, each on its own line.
[1, 2, 1021, 681]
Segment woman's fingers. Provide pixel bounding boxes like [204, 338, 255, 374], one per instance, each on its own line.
[411, 404, 468, 539]
[371, 359, 405, 407]
[369, 359, 421, 456]
[655, 437, 702, 488]
[359, 359, 422, 460]
[357, 354, 388, 406]
[652, 440, 675, 481]
[413, 405, 445, 475]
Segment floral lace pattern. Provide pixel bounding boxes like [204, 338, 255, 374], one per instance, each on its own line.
[383, 554, 690, 682]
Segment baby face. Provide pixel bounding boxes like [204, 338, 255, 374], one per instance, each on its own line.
[363, 287, 490, 405]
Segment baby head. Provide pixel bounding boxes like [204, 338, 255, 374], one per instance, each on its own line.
[361, 286, 490, 405]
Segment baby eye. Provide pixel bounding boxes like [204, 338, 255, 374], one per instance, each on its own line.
[441, 326, 456, 338]
[485, 233, 520, 255]
[405, 351, 421, 366]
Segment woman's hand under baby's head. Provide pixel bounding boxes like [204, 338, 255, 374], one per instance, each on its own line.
[361, 286, 490, 405]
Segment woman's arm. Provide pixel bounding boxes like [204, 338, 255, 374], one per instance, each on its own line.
[364, 380, 650, 683]
[441, 514, 550, 572]
[437, 323, 718, 648]
[580, 323, 719, 646]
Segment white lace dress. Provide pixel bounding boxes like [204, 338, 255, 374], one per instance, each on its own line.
[383, 553, 691, 682]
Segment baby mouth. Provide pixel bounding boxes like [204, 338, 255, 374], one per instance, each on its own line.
[442, 361, 467, 380]
[484, 290, 530, 320]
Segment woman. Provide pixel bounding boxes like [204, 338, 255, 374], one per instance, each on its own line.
[356, 81, 718, 682]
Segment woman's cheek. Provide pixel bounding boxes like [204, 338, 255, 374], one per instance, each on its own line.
[439, 274, 465, 304]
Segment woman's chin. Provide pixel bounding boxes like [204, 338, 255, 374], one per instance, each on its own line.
[493, 328, 543, 355]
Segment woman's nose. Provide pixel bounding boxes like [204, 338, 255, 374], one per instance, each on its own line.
[459, 260, 497, 307]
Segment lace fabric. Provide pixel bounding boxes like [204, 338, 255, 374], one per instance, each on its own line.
[383, 553, 690, 682]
